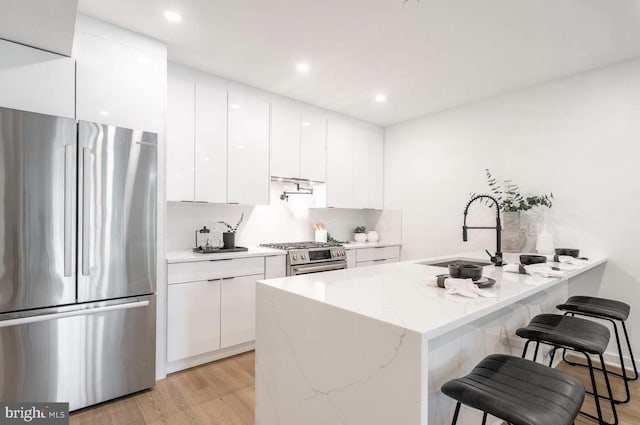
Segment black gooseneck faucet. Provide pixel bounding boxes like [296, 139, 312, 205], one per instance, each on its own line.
[462, 194, 504, 267]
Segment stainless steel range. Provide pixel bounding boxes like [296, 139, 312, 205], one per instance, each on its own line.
[260, 242, 347, 276]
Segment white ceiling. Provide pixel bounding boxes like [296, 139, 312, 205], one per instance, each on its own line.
[0, 0, 78, 55]
[78, 0, 640, 126]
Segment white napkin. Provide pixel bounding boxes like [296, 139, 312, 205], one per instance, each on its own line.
[555, 255, 589, 266]
[503, 263, 566, 278]
[426, 276, 496, 298]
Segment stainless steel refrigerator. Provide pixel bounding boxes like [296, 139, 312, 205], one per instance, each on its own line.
[0, 107, 157, 410]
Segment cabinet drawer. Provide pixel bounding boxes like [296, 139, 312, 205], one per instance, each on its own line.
[168, 257, 264, 284]
[356, 246, 400, 262]
[356, 258, 399, 268]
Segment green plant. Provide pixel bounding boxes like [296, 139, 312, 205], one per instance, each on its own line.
[474, 169, 553, 212]
[217, 213, 245, 233]
[353, 226, 367, 234]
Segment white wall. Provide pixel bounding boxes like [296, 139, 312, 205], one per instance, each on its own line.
[385, 58, 640, 359]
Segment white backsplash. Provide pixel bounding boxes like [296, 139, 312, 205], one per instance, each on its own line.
[166, 181, 402, 251]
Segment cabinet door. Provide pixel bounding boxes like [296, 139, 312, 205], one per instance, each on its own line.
[265, 256, 286, 279]
[0, 39, 75, 118]
[167, 280, 221, 362]
[326, 120, 354, 208]
[221, 274, 262, 348]
[166, 76, 195, 202]
[227, 92, 270, 205]
[353, 128, 371, 209]
[74, 16, 165, 132]
[271, 103, 300, 179]
[195, 82, 227, 203]
[300, 111, 327, 182]
[367, 130, 384, 209]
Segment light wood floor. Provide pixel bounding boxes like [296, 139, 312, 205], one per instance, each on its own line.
[70, 351, 640, 425]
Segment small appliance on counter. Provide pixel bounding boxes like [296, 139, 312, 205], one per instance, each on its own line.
[193, 225, 248, 254]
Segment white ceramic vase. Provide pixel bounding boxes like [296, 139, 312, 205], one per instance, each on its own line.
[354, 233, 367, 242]
[536, 225, 555, 255]
[366, 230, 379, 242]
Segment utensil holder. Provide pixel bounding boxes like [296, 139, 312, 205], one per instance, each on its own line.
[315, 229, 328, 243]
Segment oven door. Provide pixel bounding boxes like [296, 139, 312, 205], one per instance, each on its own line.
[289, 260, 347, 276]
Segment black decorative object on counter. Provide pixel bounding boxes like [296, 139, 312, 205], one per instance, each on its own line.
[193, 245, 248, 254]
[520, 254, 547, 265]
[436, 274, 496, 289]
[223, 232, 236, 249]
[555, 248, 580, 257]
[448, 264, 483, 281]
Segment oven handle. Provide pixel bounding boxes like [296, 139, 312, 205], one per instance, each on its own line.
[290, 260, 347, 275]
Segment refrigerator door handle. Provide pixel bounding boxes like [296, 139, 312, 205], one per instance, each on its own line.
[0, 300, 149, 328]
[64, 144, 74, 277]
[82, 147, 91, 276]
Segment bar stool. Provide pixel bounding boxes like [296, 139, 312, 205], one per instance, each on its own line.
[557, 296, 637, 404]
[441, 354, 585, 425]
[517, 314, 618, 425]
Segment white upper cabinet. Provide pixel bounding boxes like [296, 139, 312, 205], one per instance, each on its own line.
[300, 111, 327, 182]
[0, 39, 75, 118]
[73, 15, 166, 132]
[326, 120, 354, 208]
[195, 83, 227, 203]
[354, 127, 384, 209]
[368, 131, 384, 209]
[271, 103, 301, 179]
[353, 128, 370, 209]
[166, 77, 195, 202]
[227, 91, 270, 205]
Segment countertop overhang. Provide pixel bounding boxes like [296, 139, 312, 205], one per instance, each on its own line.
[257, 252, 607, 339]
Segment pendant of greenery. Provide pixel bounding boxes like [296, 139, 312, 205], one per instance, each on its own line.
[473, 169, 553, 212]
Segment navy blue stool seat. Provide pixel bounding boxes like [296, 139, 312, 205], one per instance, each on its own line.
[441, 354, 585, 425]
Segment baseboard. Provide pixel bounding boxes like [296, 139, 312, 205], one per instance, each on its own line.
[165, 341, 255, 374]
[564, 350, 639, 374]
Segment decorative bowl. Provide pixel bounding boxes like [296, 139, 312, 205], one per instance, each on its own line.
[520, 254, 547, 265]
[448, 264, 483, 281]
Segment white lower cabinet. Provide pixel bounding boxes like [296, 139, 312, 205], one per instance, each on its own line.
[166, 255, 286, 372]
[167, 280, 221, 362]
[347, 245, 401, 268]
[220, 274, 261, 348]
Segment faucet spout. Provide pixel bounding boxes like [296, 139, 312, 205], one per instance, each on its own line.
[462, 194, 504, 267]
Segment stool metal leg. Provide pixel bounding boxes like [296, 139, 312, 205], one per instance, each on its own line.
[549, 347, 557, 367]
[621, 321, 639, 381]
[481, 412, 488, 425]
[561, 312, 632, 404]
[600, 354, 619, 425]
[451, 401, 461, 425]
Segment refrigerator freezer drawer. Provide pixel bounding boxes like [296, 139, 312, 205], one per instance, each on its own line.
[0, 295, 156, 411]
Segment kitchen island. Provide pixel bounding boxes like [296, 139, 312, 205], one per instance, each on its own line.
[255, 252, 607, 425]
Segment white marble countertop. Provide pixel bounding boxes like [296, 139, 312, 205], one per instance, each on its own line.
[167, 246, 286, 263]
[258, 251, 607, 338]
[342, 241, 402, 250]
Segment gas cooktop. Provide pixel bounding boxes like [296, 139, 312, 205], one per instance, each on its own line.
[260, 241, 343, 250]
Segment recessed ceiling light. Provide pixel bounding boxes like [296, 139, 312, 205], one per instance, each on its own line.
[374, 93, 387, 103]
[99, 110, 109, 116]
[230, 104, 241, 109]
[296, 62, 310, 73]
[163, 10, 182, 23]
[302, 122, 312, 127]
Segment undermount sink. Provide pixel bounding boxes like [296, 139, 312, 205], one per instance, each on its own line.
[418, 259, 492, 268]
